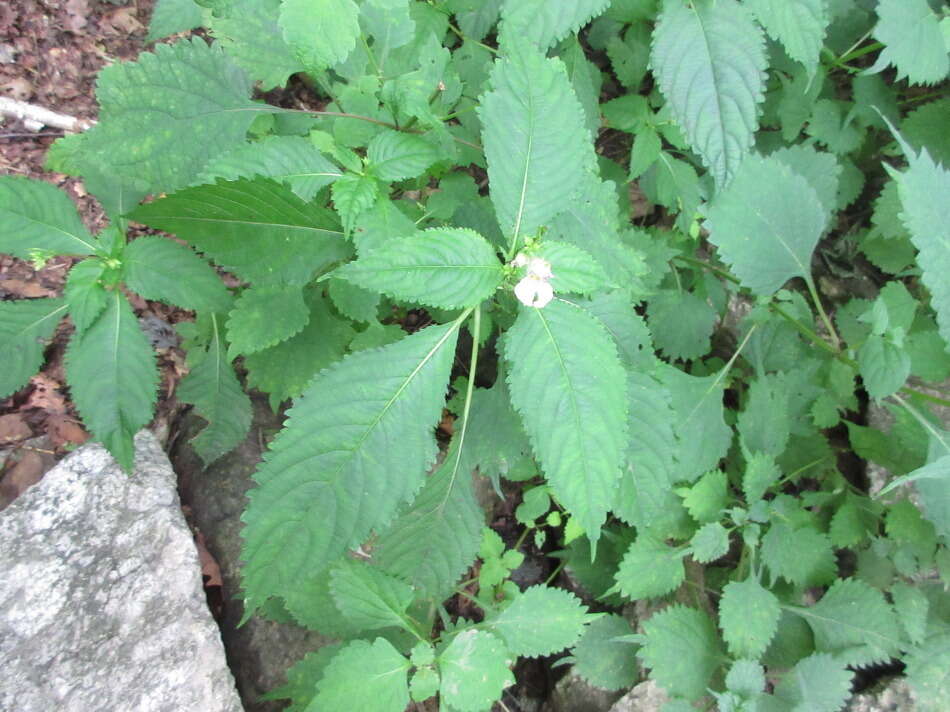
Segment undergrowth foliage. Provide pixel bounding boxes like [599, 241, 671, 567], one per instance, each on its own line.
[2, 0, 950, 709]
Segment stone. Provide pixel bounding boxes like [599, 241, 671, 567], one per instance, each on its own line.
[172, 394, 333, 712]
[0, 431, 243, 712]
[541, 668, 625, 712]
[846, 678, 918, 711]
[608, 680, 670, 712]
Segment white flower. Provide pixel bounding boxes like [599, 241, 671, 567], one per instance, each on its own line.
[526, 256, 553, 280]
[512, 253, 530, 268]
[514, 274, 554, 308]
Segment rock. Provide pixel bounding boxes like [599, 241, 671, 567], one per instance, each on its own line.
[172, 394, 333, 712]
[847, 678, 918, 711]
[608, 680, 670, 712]
[0, 431, 242, 712]
[542, 668, 625, 712]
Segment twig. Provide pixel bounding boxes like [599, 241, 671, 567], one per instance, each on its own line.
[0, 97, 95, 132]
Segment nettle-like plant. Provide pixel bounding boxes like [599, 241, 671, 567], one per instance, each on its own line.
[2, 0, 950, 709]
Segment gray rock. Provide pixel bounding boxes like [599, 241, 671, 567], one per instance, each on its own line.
[542, 668, 625, 712]
[608, 680, 669, 712]
[172, 395, 333, 712]
[0, 431, 242, 712]
[846, 678, 918, 711]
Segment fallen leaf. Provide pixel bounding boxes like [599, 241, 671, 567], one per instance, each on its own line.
[0, 278, 58, 298]
[0, 447, 54, 511]
[25, 374, 68, 414]
[46, 414, 88, 448]
[0, 414, 31, 444]
[101, 8, 144, 35]
[64, 0, 89, 33]
[2, 77, 33, 101]
[194, 531, 223, 587]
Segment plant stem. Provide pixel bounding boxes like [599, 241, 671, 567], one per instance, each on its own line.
[804, 276, 841, 351]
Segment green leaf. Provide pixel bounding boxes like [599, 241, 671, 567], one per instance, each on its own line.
[629, 125, 662, 179]
[761, 523, 836, 588]
[806, 98, 863, 154]
[0, 298, 67, 399]
[656, 365, 732, 483]
[65, 292, 158, 471]
[569, 614, 639, 691]
[614, 535, 685, 600]
[706, 153, 827, 296]
[280, 0, 361, 73]
[478, 42, 596, 240]
[743, 452, 781, 504]
[719, 576, 781, 660]
[869, 0, 949, 86]
[614, 372, 685, 533]
[498, 0, 611, 51]
[534, 241, 609, 295]
[367, 130, 440, 182]
[490, 586, 592, 657]
[571, 291, 654, 371]
[373, 436, 484, 601]
[738, 374, 791, 458]
[263, 644, 341, 711]
[646, 290, 717, 361]
[638, 605, 724, 701]
[651, 0, 767, 188]
[905, 632, 950, 710]
[147, 0, 204, 42]
[210, 0, 303, 90]
[681, 469, 729, 524]
[130, 178, 348, 285]
[891, 581, 929, 645]
[64, 259, 108, 335]
[858, 334, 911, 400]
[82, 39, 257, 193]
[903, 97, 950, 167]
[462, 377, 533, 485]
[329, 559, 414, 633]
[410, 667, 439, 703]
[769, 144, 841, 222]
[888, 139, 950, 352]
[244, 291, 354, 409]
[122, 236, 232, 313]
[438, 630, 514, 712]
[198, 136, 342, 202]
[503, 299, 627, 540]
[0, 177, 97, 258]
[328, 278, 379, 324]
[770, 653, 853, 712]
[746, 0, 828, 75]
[334, 228, 503, 309]
[176, 315, 251, 465]
[362, 0, 416, 55]
[331, 173, 379, 236]
[226, 285, 308, 359]
[793, 578, 902, 666]
[309, 639, 409, 712]
[690, 522, 730, 563]
[240, 320, 461, 609]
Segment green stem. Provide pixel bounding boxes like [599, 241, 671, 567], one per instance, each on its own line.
[446, 306, 481, 495]
[889, 393, 950, 456]
[360, 34, 383, 78]
[674, 254, 741, 285]
[804, 276, 841, 351]
[899, 386, 950, 409]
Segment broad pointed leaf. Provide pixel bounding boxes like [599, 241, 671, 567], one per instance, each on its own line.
[746, 0, 828, 76]
[240, 320, 461, 609]
[490, 586, 593, 657]
[147, 0, 203, 42]
[280, 0, 360, 73]
[706, 153, 827, 296]
[373, 437, 484, 601]
[771, 653, 853, 712]
[226, 284, 308, 359]
[651, 0, 767, 188]
[0, 177, 97, 258]
[129, 178, 349, 285]
[334, 228, 503, 309]
[503, 299, 627, 540]
[310, 639, 409, 712]
[367, 130, 440, 182]
[64, 259, 108, 334]
[329, 559, 415, 633]
[479, 42, 596, 240]
[498, 0, 611, 51]
[82, 39, 258, 193]
[869, 0, 949, 86]
[0, 298, 67, 399]
[638, 605, 724, 701]
[438, 630, 513, 712]
[719, 576, 781, 659]
[176, 315, 252, 465]
[198, 136, 342, 201]
[614, 534, 685, 600]
[65, 291, 158, 471]
[123, 236, 232, 313]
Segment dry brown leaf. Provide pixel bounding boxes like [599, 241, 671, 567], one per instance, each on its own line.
[194, 531, 223, 588]
[0, 450, 48, 510]
[101, 8, 144, 35]
[64, 0, 89, 33]
[25, 374, 68, 414]
[46, 414, 88, 448]
[0, 414, 31, 444]
[0, 277, 58, 298]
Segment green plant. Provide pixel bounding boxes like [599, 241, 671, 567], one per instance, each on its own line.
[2, 0, 950, 709]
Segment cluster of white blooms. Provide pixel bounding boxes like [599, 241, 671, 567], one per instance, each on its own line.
[512, 253, 554, 308]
